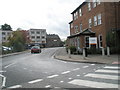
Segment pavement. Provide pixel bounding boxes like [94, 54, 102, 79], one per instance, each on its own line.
[0, 50, 30, 58]
[54, 47, 120, 65]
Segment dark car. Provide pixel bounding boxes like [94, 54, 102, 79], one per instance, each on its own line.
[31, 46, 41, 53]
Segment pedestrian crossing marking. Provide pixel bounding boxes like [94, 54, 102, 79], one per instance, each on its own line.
[95, 69, 120, 74]
[68, 79, 118, 88]
[85, 73, 120, 80]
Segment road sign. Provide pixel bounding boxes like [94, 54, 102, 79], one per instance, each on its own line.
[89, 37, 97, 45]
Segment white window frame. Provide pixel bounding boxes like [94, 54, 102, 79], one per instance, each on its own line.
[80, 23, 82, 32]
[74, 26, 78, 33]
[88, 2, 91, 11]
[98, 14, 102, 25]
[94, 16, 97, 26]
[79, 9, 82, 16]
[85, 36, 90, 48]
[89, 18, 92, 28]
[71, 23, 73, 28]
[97, 0, 101, 5]
[99, 34, 103, 48]
[93, 0, 97, 8]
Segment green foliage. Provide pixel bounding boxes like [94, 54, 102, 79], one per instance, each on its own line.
[1, 23, 12, 30]
[67, 46, 77, 54]
[8, 31, 26, 52]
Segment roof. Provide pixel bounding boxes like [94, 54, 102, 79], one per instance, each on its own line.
[69, 21, 73, 24]
[68, 28, 95, 38]
[71, 1, 87, 14]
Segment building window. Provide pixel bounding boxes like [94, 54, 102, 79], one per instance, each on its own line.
[94, 16, 97, 26]
[2, 32, 6, 35]
[31, 36, 35, 39]
[36, 31, 40, 34]
[37, 36, 40, 39]
[42, 36, 45, 39]
[74, 26, 78, 33]
[97, 0, 101, 5]
[88, 2, 91, 11]
[31, 31, 34, 34]
[98, 14, 102, 25]
[74, 11, 78, 20]
[85, 36, 90, 48]
[89, 18, 92, 28]
[93, 0, 97, 8]
[99, 35, 102, 48]
[71, 23, 73, 28]
[79, 9, 82, 16]
[80, 23, 82, 32]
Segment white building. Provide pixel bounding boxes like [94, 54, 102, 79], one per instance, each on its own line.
[1, 30, 13, 43]
[29, 29, 46, 47]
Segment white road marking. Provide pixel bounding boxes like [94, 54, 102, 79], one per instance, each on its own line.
[61, 71, 70, 74]
[60, 81, 64, 83]
[4, 62, 16, 68]
[28, 79, 43, 84]
[91, 64, 95, 65]
[95, 69, 120, 74]
[47, 74, 59, 78]
[0, 71, 6, 73]
[85, 73, 120, 80]
[45, 85, 51, 88]
[69, 78, 72, 80]
[0, 74, 6, 87]
[73, 68, 80, 71]
[68, 79, 118, 88]
[104, 66, 120, 69]
[23, 68, 27, 70]
[77, 75, 80, 77]
[9, 85, 22, 88]
[83, 66, 89, 68]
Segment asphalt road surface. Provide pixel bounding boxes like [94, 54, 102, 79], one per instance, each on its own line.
[1, 47, 119, 89]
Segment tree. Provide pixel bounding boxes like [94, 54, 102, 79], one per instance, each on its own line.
[8, 31, 26, 52]
[1, 23, 12, 30]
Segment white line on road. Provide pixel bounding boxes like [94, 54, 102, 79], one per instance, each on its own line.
[91, 64, 95, 66]
[95, 69, 120, 74]
[61, 71, 70, 74]
[83, 66, 89, 68]
[73, 68, 80, 71]
[45, 85, 51, 88]
[85, 73, 120, 80]
[4, 62, 16, 68]
[0, 71, 6, 73]
[28, 79, 43, 84]
[60, 81, 64, 83]
[9, 85, 22, 88]
[69, 78, 72, 80]
[0, 74, 6, 87]
[47, 74, 59, 78]
[104, 66, 120, 69]
[68, 79, 119, 88]
[77, 75, 80, 77]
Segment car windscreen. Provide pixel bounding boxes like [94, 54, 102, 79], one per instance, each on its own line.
[31, 46, 40, 49]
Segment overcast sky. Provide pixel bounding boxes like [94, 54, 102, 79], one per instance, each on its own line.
[0, 0, 84, 40]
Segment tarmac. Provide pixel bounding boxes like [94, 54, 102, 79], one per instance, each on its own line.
[54, 47, 120, 65]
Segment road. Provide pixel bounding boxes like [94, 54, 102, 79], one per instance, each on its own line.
[1, 47, 119, 89]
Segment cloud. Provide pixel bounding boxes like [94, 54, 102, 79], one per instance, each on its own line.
[0, 0, 84, 39]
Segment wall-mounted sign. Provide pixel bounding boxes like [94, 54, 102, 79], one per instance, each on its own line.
[89, 37, 97, 45]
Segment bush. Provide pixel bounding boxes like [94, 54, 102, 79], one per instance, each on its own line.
[67, 46, 77, 54]
[87, 48, 101, 54]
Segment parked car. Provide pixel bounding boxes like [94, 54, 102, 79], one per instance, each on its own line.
[31, 46, 41, 53]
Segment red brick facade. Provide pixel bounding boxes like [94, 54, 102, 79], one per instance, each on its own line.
[68, 1, 120, 50]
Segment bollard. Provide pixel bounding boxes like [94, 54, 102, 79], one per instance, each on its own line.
[68, 49, 71, 58]
[83, 48, 86, 59]
[107, 47, 110, 56]
[102, 47, 105, 56]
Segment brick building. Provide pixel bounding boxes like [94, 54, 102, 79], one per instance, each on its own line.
[46, 34, 63, 48]
[67, 1, 120, 52]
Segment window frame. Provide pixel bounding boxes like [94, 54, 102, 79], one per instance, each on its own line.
[99, 34, 103, 48]
[79, 8, 82, 16]
[89, 18, 92, 28]
[85, 36, 90, 48]
[88, 2, 91, 11]
[98, 14, 102, 25]
[94, 16, 97, 26]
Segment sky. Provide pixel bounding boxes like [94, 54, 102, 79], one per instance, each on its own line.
[0, 0, 84, 40]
